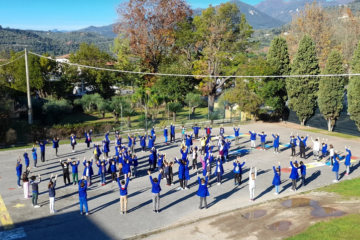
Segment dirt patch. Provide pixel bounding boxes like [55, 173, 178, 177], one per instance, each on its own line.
[144, 193, 360, 240]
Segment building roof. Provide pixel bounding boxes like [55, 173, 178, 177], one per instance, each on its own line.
[56, 54, 70, 59]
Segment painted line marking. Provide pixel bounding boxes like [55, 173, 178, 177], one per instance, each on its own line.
[0, 195, 15, 230]
[0, 227, 26, 240]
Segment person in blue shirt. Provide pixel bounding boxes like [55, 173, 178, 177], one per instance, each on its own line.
[345, 146, 352, 175]
[52, 138, 60, 157]
[131, 154, 138, 177]
[174, 158, 186, 190]
[272, 133, 280, 154]
[117, 173, 130, 214]
[258, 132, 267, 151]
[272, 162, 281, 195]
[185, 134, 193, 150]
[289, 158, 300, 191]
[299, 161, 306, 187]
[233, 157, 246, 185]
[128, 134, 136, 154]
[138, 133, 147, 152]
[32, 146, 37, 168]
[249, 131, 257, 148]
[83, 158, 94, 186]
[93, 144, 102, 161]
[148, 135, 156, 149]
[197, 176, 209, 209]
[78, 177, 89, 215]
[151, 126, 155, 137]
[69, 159, 80, 185]
[116, 135, 122, 147]
[297, 133, 308, 159]
[108, 159, 118, 183]
[214, 156, 224, 185]
[321, 139, 328, 160]
[192, 124, 201, 139]
[333, 156, 340, 183]
[96, 158, 108, 186]
[70, 134, 77, 152]
[16, 158, 22, 188]
[233, 125, 240, 145]
[290, 133, 297, 156]
[148, 170, 163, 213]
[102, 139, 110, 158]
[149, 149, 156, 171]
[85, 130, 92, 149]
[219, 125, 225, 137]
[36, 140, 49, 162]
[169, 123, 176, 143]
[23, 150, 30, 168]
[180, 146, 189, 160]
[163, 126, 168, 145]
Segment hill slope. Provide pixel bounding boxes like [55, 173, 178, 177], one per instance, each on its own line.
[254, 0, 353, 23]
[0, 28, 114, 55]
[76, 25, 117, 38]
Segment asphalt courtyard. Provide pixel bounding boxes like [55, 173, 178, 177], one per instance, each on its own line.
[0, 122, 359, 240]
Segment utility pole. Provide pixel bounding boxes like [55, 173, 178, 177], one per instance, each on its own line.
[120, 103, 123, 132]
[24, 48, 33, 124]
[189, 101, 191, 120]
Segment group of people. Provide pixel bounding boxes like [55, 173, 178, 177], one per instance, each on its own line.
[14, 123, 354, 215]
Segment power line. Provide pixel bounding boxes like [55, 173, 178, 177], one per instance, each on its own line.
[29, 51, 360, 79]
[0, 55, 25, 68]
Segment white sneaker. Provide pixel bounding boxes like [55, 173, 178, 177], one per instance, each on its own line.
[274, 193, 278, 195]
[217, 183, 220, 185]
[276, 152, 279, 154]
[178, 187, 182, 191]
[273, 152, 276, 153]
[185, 187, 189, 190]
[333, 180, 339, 183]
[34, 205, 40, 208]
[171, 183, 174, 186]
[18, 186, 22, 188]
[289, 189, 294, 191]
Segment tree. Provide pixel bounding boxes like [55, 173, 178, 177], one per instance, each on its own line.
[191, 3, 254, 112]
[224, 80, 262, 121]
[209, 111, 220, 125]
[110, 96, 131, 123]
[348, 41, 360, 129]
[96, 99, 111, 119]
[74, 93, 103, 112]
[123, 109, 136, 127]
[286, 2, 332, 68]
[185, 92, 202, 115]
[115, 0, 192, 73]
[147, 89, 166, 122]
[168, 102, 183, 122]
[265, 37, 291, 114]
[318, 50, 346, 131]
[286, 35, 320, 125]
[69, 43, 117, 98]
[42, 99, 72, 124]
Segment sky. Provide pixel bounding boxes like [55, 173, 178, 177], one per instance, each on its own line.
[0, 0, 263, 31]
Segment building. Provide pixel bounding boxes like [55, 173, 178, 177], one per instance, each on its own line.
[55, 54, 70, 63]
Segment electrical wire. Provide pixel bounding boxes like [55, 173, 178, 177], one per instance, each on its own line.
[30, 51, 360, 79]
[0, 54, 25, 68]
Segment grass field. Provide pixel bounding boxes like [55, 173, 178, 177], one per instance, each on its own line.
[287, 177, 360, 239]
[303, 129, 359, 140]
[286, 214, 360, 240]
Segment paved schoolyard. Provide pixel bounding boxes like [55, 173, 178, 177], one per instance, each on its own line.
[0, 122, 359, 240]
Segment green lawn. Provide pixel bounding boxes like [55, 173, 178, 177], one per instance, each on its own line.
[303, 129, 359, 140]
[315, 177, 360, 198]
[286, 214, 360, 240]
[287, 177, 360, 240]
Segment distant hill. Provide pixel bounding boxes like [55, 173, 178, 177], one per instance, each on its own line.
[76, 25, 117, 38]
[254, 0, 353, 23]
[0, 28, 114, 56]
[194, 0, 284, 29]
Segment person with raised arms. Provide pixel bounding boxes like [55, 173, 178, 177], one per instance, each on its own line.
[148, 169, 163, 213]
[345, 146, 352, 176]
[84, 130, 92, 149]
[69, 158, 80, 185]
[214, 156, 224, 185]
[297, 133, 308, 159]
[138, 133, 147, 152]
[311, 137, 320, 161]
[36, 139, 49, 162]
[48, 174, 58, 214]
[321, 138, 328, 160]
[83, 157, 94, 186]
[96, 157, 108, 186]
[289, 157, 300, 191]
[219, 125, 225, 137]
[52, 137, 60, 157]
[248, 167, 257, 201]
[197, 175, 209, 210]
[249, 131, 257, 148]
[290, 133, 297, 156]
[233, 125, 240, 145]
[70, 134, 77, 153]
[233, 157, 246, 186]
[117, 172, 130, 215]
[170, 123, 176, 143]
[192, 124, 201, 139]
[258, 132, 267, 151]
[272, 133, 280, 154]
[272, 162, 281, 195]
[78, 176, 89, 216]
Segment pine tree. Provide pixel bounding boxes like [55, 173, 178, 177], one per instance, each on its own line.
[264, 37, 291, 115]
[318, 50, 345, 131]
[286, 35, 320, 125]
[348, 41, 360, 130]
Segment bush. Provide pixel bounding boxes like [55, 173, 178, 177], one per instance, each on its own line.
[42, 99, 72, 124]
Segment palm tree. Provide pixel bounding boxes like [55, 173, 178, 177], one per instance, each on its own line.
[123, 109, 136, 127]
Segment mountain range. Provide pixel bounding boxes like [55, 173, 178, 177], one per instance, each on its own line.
[254, 0, 354, 23]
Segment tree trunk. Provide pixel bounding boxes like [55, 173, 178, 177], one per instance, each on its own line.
[102, 112, 105, 118]
[327, 119, 334, 132]
[211, 119, 214, 125]
[112, 110, 118, 122]
[191, 105, 199, 115]
[301, 118, 306, 126]
[127, 116, 131, 127]
[173, 112, 176, 122]
[208, 94, 215, 113]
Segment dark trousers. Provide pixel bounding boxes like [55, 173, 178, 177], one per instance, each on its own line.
[142, 146, 146, 151]
[301, 175, 306, 186]
[201, 146, 205, 155]
[291, 146, 296, 156]
[199, 197, 207, 209]
[111, 172, 116, 181]
[71, 144, 75, 150]
[292, 179, 297, 190]
[32, 192, 38, 205]
[192, 158, 198, 169]
[300, 147, 305, 158]
[180, 179, 184, 188]
[195, 134, 199, 139]
[166, 173, 171, 185]
[63, 172, 70, 184]
[170, 134, 175, 142]
[41, 151, 45, 162]
[87, 142, 90, 148]
[216, 172, 222, 183]
[234, 173, 241, 184]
